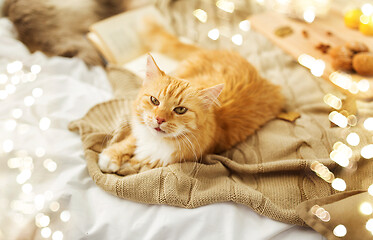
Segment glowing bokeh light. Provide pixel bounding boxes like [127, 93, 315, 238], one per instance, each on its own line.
[24, 96, 35, 106]
[333, 224, 347, 237]
[31, 64, 42, 74]
[32, 88, 43, 98]
[41, 227, 52, 238]
[346, 132, 360, 146]
[193, 9, 207, 23]
[49, 201, 60, 212]
[3, 139, 14, 153]
[216, 0, 235, 13]
[39, 117, 51, 131]
[358, 79, 370, 92]
[323, 93, 342, 110]
[52, 231, 63, 240]
[231, 34, 243, 46]
[12, 108, 23, 119]
[208, 28, 220, 40]
[5, 119, 17, 131]
[332, 178, 347, 191]
[364, 118, 373, 131]
[329, 111, 348, 128]
[303, 9, 315, 23]
[239, 20, 251, 31]
[361, 144, 373, 159]
[360, 202, 373, 215]
[60, 210, 71, 222]
[369, 185, 373, 196]
[0, 73, 8, 84]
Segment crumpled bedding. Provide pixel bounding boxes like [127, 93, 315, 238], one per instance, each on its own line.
[0, 16, 327, 240]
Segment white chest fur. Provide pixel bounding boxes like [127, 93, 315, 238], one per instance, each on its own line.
[131, 120, 175, 166]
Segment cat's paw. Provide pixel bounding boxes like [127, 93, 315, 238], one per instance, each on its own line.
[98, 152, 120, 173]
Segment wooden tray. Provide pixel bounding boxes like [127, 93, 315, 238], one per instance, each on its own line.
[249, 8, 373, 100]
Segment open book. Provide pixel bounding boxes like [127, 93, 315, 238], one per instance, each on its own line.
[87, 5, 179, 78]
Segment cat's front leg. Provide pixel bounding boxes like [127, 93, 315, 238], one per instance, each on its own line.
[98, 134, 136, 173]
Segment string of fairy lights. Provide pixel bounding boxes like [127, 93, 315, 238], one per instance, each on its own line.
[1, 60, 70, 239]
[194, 0, 373, 238]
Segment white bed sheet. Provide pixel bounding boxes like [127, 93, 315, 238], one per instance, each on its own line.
[0, 18, 325, 240]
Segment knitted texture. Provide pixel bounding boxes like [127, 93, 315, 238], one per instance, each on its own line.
[69, 65, 372, 226]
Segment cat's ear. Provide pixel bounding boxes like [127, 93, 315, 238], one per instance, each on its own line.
[200, 84, 224, 108]
[144, 53, 164, 85]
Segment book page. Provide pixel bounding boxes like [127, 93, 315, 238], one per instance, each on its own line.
[89, 5, 169, 64]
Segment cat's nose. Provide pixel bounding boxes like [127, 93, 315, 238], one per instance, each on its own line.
[156, 117, 166, 124]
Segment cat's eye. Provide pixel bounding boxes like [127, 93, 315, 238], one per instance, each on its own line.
[150, 96, 160, 106]
[174, 107, 188, 115]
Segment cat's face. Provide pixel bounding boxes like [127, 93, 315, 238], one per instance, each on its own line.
[135, 77, 201, 138]
[133, 55, 223, 139]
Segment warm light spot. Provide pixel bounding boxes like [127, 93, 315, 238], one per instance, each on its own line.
[348, 81, 359, 94]
[32, 88, 43, 98]
[364, 118, 373, 131]
[7, 157, 22, 168]
[3, 139, 14, 153]
[311, 59, 325, 77]
[31, 65, 42, 74]
[60, 210, 71, 222]
[358, 79, 370, 92]
[256, 0, 264, 4]
[366, 219, 373, 232]
[303, 9, 316, 23]
[0, 73, 8, 84]
[12, 108, 23, 119]
[369, 185, 373, 196]
[16, 170, 32, 184]
[360, 202, 373, 215]
[361, 144, 373, 159]
[208, 28, 220, 40]
[52, 231, 63, 240]
[39, 117, 51, 131]
[37, 214, 50, 228]
[329, 111, 348, 128]
[330, 150, 349, 167]
[216, 0, 235, 13]
[298, 54, 315, 69]
[34, 194, 45, 210]
[231, 34, 243, 46]
[346, 132, 360, 146]
[347, 115, 357, 126]
[239, 20, 251, 31]
[22, 183, 33, 194]
[11, 76, 20, 85]
[310, 205, 320, 214]
[7, 61, 23, 74]
[323, 93, 342, 110]
[193, 9, 208, 23]
[43, 159, 57, 172]
[5, 119, 17, 131]
[333, 224, 347, 237]
[24, 96, 35, 107]
[5, 84, 16, 94]
[35, 147, 46, 157]
[329, 72, 352, 90]
[361, 14, 370, 24]
[49, 201, 60, 212]
[41, 227, 52, 238]
[362, 3, 373, 16]
[332, 178, 347, 191]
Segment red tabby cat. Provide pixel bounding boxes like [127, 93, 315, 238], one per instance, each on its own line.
[99, 24, 284, 173]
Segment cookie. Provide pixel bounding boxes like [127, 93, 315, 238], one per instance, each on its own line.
[329, 46, 354, 71]
[352, 52, 373, 76]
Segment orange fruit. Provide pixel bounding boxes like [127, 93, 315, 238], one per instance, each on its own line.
[344, 9, 363, 29]
[359, 15, 373, 36]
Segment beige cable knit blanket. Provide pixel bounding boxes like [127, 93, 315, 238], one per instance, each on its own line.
[68, 65, 373, 226]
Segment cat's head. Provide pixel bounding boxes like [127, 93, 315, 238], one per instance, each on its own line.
[133, 54, 223, 139]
